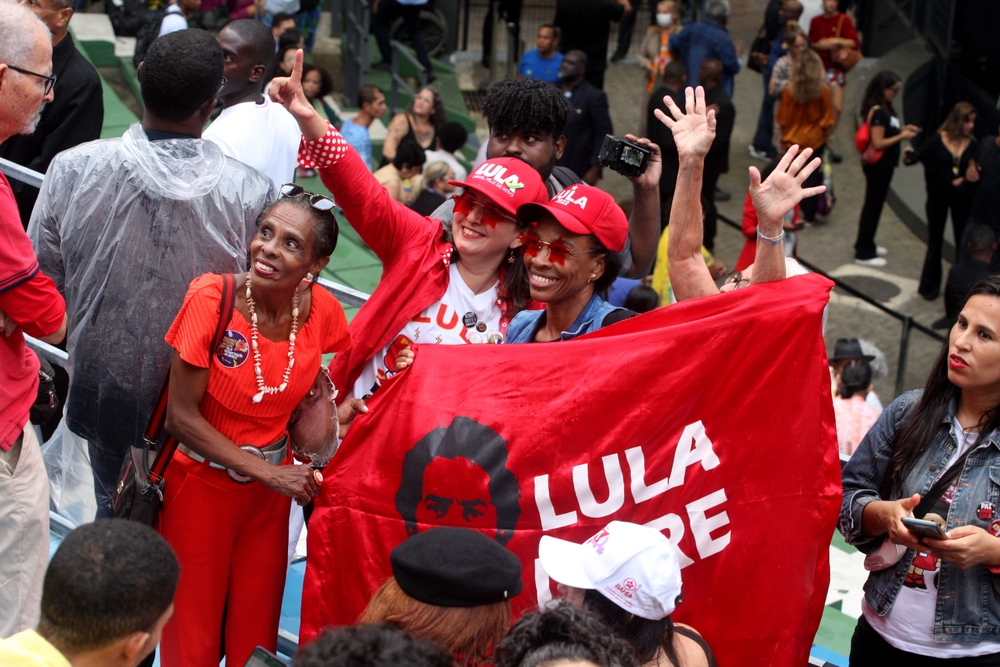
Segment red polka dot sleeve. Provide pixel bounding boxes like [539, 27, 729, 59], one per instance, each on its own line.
[298, 121, 350, 169]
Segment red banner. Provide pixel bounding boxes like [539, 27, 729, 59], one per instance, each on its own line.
[303, 274, 841, 667]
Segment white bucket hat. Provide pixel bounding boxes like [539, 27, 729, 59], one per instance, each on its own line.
[538, 521, 682, 621]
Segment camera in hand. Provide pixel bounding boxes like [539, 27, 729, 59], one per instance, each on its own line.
[599, 135, 651, 178]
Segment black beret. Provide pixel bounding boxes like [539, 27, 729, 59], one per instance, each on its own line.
[390, 527, 523, 607]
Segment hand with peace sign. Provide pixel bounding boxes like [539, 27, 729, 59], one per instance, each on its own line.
[269, 49, 328, 141]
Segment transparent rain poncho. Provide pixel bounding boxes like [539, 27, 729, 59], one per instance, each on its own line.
[28, 123, 274, 504]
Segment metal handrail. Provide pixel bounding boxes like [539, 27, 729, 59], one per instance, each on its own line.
[389, 39, 428, 115]
[718, 212, 945, 397]
[1, 157, 372, 318]
[0, 156, 43, 188]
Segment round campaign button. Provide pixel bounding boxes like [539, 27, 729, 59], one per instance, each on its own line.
[216, 330, 250, 368]
[487, 330, 504, 344]
[476, 321, 487, 333]
[468, 332, 484, 344]
[463, 311, 478, 328]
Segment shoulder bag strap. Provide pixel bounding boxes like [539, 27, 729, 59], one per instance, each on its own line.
[835, 13, 844, 38]
[146, 273, 236, 483]
[913, 436, 980, 518]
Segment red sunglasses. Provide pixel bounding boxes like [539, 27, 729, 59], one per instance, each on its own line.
[452, 192, 517, 229]
[519, 231, 598, 265]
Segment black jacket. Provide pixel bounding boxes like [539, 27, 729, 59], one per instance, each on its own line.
[556, 79, 613, 181]
[647, 85, 685, 199]
[0, 35, 104, 228]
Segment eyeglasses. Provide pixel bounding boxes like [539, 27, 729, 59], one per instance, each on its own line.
[723, 270, 751, 290]
[519, 231, 598, 265]
[217, 76, 228, 97]
[279, 183, 335, 212]
[6, 65, 56, 95]
[452, 191, 516, 229]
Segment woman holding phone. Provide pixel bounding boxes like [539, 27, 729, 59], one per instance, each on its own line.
[840, 275, 1000, 663]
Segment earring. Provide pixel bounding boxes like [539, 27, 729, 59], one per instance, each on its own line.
[507, 253, 515, 264]
[589, 273, 596, 283]
[306, 272, 315, 282]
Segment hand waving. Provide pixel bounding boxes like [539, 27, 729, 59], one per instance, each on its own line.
[268, 49, 316, 123]
[653, 86, 716, 159]
[750, 145, 825, 235]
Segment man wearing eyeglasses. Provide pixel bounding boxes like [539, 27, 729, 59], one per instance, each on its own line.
[0, 0, 103, 230]
[26, 29, 274, 520]
[0, 0, 68, 639]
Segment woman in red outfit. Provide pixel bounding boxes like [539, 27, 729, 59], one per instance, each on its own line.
[157, 185, 352, 667]
[270, 50, 549, 403]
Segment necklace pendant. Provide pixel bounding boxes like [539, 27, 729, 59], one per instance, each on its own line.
[252, 390, 265, 404]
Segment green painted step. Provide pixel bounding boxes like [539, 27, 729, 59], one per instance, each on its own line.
[365, 39, 475, 135]
[70, 32, 139, 138]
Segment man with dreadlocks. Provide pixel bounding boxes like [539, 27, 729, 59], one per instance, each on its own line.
[431, 77, 661, 279]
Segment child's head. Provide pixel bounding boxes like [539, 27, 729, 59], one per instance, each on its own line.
[625, 285, 659, 314]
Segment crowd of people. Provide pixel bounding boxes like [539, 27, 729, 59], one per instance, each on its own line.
[5, 0, 1000, 665]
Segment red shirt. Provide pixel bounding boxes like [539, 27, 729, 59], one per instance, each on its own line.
[165, 273, 351, 447]
[0, 173, 65, 450]
[809, 11, 859, 71]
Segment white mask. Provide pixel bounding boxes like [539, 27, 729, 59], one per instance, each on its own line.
[656, 13, 673, 27]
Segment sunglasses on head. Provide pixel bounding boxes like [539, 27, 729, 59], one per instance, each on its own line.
[519, 231, 598, 265]
[452, 191, 517, 229]
[280, 183, 335, 212]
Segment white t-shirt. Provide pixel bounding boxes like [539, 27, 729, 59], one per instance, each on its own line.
[352, 264, 503, 399]
[863, 419, 1000, 657]
[158, 4, 186, 37]
[204, 96, 301, 190]
[424, 149, 467, 181]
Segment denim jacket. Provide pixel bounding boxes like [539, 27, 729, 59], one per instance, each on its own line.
[840, 389, 1000, 643]
[506, 293, 622, 343]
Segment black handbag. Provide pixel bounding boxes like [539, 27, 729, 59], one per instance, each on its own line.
[748, 23, 770, 73]
[113, 274, 235, 524]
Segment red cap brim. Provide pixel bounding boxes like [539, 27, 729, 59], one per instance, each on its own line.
[516, 202, 593, 236]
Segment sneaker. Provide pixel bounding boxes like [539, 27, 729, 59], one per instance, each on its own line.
[371, 61, 392, 72]
[748, 145, 770, 161]
[828, 147, 843, 163]
[713, 186, 731, 202]
[876, 246, 887, 257]
[854, 256, 887, 267]
[610, 52, 626, 64]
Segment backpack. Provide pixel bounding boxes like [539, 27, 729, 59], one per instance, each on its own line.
[133, 7, 173, 68]
[550, 165, 583, 193]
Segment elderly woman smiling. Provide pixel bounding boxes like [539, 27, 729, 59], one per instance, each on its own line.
[506, 184, 633, 343]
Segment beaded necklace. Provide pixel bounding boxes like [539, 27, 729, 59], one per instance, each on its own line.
[246, 273, 298, 404]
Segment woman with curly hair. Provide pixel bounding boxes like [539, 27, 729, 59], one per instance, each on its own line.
[775, 49, 835, 223]
[382, 87, 446, 165]
[495, 601, 637, 667]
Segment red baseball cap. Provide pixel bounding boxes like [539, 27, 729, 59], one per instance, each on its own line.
[516, 184, 628, 253]
[449, 158, 549, 215]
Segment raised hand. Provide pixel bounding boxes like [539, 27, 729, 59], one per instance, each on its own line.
[653, 86, 716, 160]
[268, 49, 316, 123]
[749, 145, 825, 235]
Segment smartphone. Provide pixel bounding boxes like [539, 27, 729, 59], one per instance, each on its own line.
[901, 517, 948, 540]
[244, 647, 288, 667]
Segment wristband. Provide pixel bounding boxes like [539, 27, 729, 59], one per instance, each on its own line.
[987, 564, 1000, 575]
[756, 226, 783, 245]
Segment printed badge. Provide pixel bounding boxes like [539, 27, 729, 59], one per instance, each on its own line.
[216, 330, 250, 368]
